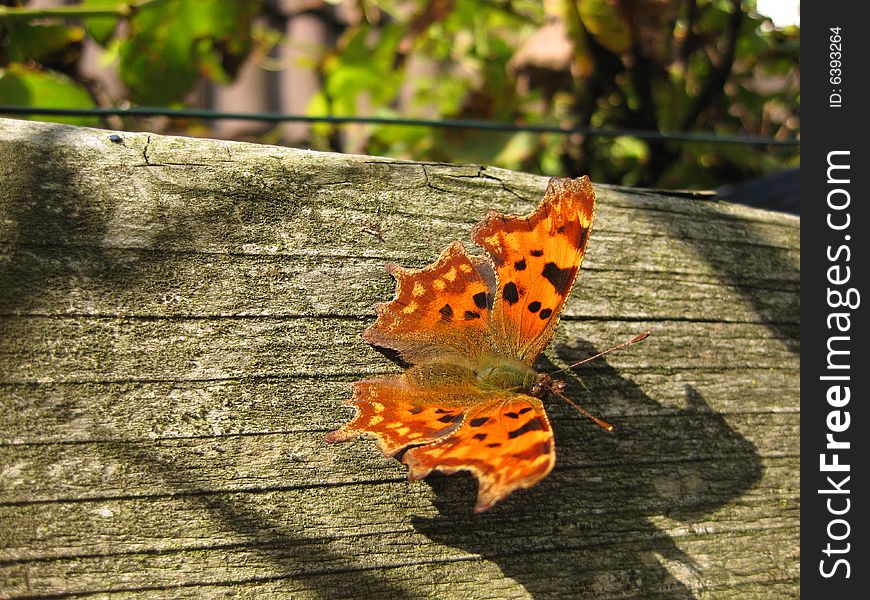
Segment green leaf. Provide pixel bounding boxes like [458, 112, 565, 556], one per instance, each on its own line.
[0, 64, 99, 126]
[577, 0, 632, 54]
[118, 0, 259, 105]
[80, 0, 123, 46]
[611, 135, 649, 161]
[492, 131, 537, 171]
[4, 23, 85, 63]
[319, 24, 404, 116]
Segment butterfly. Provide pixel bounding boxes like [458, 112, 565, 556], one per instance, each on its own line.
[327, 176, 600, 512]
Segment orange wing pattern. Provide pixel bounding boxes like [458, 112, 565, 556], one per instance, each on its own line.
[403, 395, 555, 512]
[363, 241, 496, 364]
[325, 372, 469, 456]
[326, 363, 555, 512]
[328, 176, 595, 511]
[472, 176, 595, 364]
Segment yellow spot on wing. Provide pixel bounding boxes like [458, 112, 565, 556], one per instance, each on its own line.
[402, 301, 418, 314]
[459, 263, 472, 273]
[504, 234, 521, 252]
[369, 415, 384, 426]
[386, 422, 403, 429]
[484, 234, 500, 247]
[433, 279, 446, 291]
[372, 402, 384, 412]
[444, 267, 457, 282]
[412, 282, 425, 297]
[395, 427, 410, 436]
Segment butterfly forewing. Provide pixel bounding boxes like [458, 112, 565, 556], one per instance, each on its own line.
[362, 241, 496, 364]
[472, 176, 595, 364]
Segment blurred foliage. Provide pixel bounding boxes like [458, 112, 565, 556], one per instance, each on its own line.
[1, 0, 259, 110]
[114, 0, 259, 105]
[0, 0, 799, 188]
[324, 0, 800, 187]
[0, 62, 98, 125]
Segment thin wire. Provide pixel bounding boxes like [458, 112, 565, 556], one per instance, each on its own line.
[0, 105, 800, 147]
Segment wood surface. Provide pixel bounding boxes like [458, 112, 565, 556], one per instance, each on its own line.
[0, 117, 799, 598]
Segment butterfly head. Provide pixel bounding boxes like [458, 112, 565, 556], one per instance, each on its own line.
[533, 372, 615, 432]
[528, 373, 565, 399]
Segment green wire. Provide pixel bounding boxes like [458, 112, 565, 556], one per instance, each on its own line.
[0, 105, 800, 147]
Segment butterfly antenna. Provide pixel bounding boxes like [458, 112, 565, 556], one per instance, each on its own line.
[551, 330, 651, 375]
[547, 331, 650, 432]
[551, 387, 615, 432]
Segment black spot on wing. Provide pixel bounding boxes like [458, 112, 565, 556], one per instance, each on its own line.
[514, 259, 527, 271]
[530, 249, 544, 257]
[486, 443, 502, 448]
[470, 417, 489, 427]
[577, 226, 589, 249]
[464, 310, 481, 320]
[539, 308, 553, 320]
[511, 439, 553, 460]
[473, 433, 487, 441]
[527, 301, 541, 313]
[438, 413, 464, 424]
[542, 262, 576, 294]
[409, 406, 424, 414]
[472, 291, 488, 309]
[439, 304, 453, 321]
[508, 417, 545, 439]
[503, 282, 520, 305]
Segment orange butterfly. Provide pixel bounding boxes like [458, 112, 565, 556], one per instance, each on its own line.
[328, 176, 600, 512]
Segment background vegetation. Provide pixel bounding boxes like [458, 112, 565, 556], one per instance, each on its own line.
[0, 0, 799, 189]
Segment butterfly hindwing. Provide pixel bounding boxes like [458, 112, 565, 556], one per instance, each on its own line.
[327, 361, 556, 512]
[403, 394, 555, 513]
[325, 373, 469, 456]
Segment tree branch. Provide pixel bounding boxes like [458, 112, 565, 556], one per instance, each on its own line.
[0, 0, 166, 20]
[679, 0, 744, 131]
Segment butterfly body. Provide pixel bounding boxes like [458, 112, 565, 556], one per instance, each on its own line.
[327, 176, 596, 512]
[475, 354, 541, 393]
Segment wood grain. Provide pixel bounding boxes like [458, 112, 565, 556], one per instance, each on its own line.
[0, 118, 798, 598]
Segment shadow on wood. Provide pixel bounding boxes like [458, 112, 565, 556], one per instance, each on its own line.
[0, 118, 798, 598]
[414, 343, 763, 598]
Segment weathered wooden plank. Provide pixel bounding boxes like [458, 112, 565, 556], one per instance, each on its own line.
[0, 511, 800, 597]
[0, 368, 797, 446]
[0, 118, 799, 598]
[0, 317, 796, 383]
[0, 521, 799, 599]
[0, 247, 797, 323]
[0, 492, 799, 586]
[0, 409, 795, 503]
[0, 455, 798, 557]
